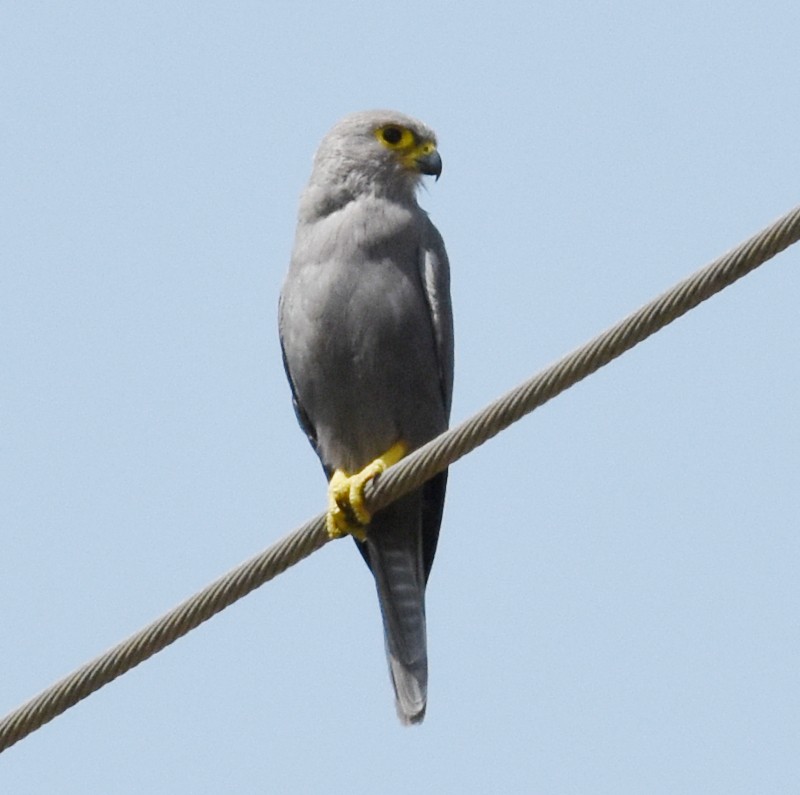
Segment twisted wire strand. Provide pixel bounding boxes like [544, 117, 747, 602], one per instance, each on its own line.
[366, 204, 800, 511]
[2, 204, 799, 753]
[0, 517, 330, 752]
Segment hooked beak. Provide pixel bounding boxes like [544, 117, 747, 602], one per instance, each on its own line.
[416, 149, 443, 181]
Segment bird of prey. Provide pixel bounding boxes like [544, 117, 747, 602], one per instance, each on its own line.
[278, 110, 453, 724]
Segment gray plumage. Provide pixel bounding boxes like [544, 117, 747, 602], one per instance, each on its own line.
[278, 110, 453, 724]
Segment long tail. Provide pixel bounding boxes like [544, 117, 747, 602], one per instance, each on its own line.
[364, 491, 428, 725]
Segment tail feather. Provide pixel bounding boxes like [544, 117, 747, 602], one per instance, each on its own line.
[388, 652, 426, 725]
[365, 491, 428, 725]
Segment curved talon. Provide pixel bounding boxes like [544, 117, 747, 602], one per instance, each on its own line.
[325, 441, 407, 540]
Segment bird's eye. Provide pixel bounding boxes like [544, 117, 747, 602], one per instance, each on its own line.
[381, 126, 403, 145]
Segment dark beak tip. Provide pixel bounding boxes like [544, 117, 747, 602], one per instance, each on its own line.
[417, 150, 443, 179]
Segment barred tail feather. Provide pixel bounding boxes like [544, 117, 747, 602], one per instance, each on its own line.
[365, 492, 428, 725]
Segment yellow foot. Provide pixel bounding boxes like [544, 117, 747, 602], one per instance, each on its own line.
[326, 441, 408, 540]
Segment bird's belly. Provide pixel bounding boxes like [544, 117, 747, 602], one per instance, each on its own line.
[288, 259, 445, 473]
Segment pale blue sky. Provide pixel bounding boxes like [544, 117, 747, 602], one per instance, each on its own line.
[2, 2, 799, 792]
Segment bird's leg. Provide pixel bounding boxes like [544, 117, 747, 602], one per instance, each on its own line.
[326, 440, 408, 540]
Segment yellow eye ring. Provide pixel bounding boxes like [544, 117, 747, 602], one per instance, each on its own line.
[375, 125, 415, 149]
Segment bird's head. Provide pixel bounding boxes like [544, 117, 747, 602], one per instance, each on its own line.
[308, 110, 442, 204]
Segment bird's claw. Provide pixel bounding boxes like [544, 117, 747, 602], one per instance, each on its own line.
[326, 441, 407, 541]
